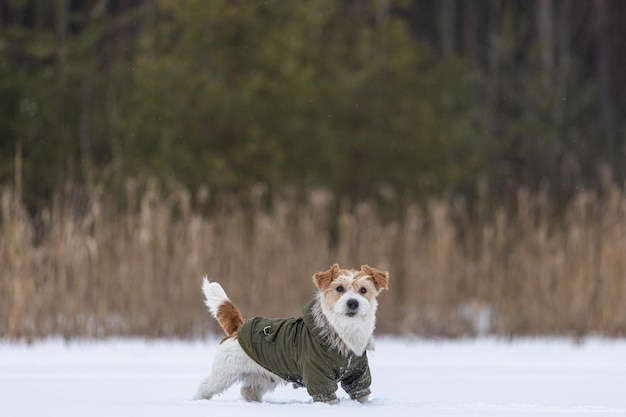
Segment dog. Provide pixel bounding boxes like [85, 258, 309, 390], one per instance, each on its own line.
[194, 264, 389, 404]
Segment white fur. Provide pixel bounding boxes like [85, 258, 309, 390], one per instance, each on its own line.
[201, 276, 229, 318]
[193, 338, 280, 401]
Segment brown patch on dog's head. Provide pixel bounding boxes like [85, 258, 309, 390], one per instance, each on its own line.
[312, 264, 345, 291]
[360, 265, 389, 292]
[314, 264, 389, 294]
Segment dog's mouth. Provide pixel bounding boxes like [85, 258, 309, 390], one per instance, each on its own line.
[345, 312, 357, 318]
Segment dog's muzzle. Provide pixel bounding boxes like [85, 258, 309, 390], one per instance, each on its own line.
[346, 299, 359, 317]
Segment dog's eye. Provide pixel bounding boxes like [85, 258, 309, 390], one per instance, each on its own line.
[336, 285, 344, 293]
[359, 287, 367, 294]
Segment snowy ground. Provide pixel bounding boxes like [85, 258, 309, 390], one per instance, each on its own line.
[1, 337, 625, 417]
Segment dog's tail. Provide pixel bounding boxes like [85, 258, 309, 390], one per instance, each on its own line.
[201, 277, 244, 339]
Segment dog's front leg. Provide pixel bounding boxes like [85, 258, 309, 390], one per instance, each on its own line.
[311, 391, 339, 403]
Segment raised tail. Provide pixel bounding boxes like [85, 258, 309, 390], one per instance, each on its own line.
[201, 277, 244, 339]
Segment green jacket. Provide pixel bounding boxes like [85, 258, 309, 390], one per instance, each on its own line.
[237, 300, 371, 402]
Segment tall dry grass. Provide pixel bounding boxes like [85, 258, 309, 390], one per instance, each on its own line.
[1, 178, 626, 341]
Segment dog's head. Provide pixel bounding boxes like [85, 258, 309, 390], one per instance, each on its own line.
[312, 264, 389, 321]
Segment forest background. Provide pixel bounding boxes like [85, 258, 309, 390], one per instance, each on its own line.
[1, 0, 626, 340]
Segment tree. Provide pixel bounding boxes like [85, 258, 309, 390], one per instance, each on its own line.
[121, 0, 487, 199]
[0, 0, 143, 209]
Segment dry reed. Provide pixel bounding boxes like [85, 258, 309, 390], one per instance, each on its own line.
[1, 179, 625, 341]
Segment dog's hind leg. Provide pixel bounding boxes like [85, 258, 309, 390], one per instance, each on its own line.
[194, 338, 244, 400]
[240, 383, 263, 402]
[240, 373, 279, 402]
[194, 375, 234, 400]
[194, 362, 239, 400]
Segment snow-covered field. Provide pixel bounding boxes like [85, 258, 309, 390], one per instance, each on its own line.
[1, 337, 625, 417]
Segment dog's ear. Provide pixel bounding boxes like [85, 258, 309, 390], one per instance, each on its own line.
[361, 265, 389, 292]
[312, 264, 341, 291]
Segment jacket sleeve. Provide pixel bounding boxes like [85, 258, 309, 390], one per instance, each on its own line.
[302, 361, 339, 402]
[340, 356, 372, 401]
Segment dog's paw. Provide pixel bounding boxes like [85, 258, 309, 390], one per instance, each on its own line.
[355, 394, 369, 404]
[193, 391, 213, 401]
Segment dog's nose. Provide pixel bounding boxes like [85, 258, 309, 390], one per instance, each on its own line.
[347, 299, 359, 311]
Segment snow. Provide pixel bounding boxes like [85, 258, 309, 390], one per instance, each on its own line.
[1, 337, 625, 416]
